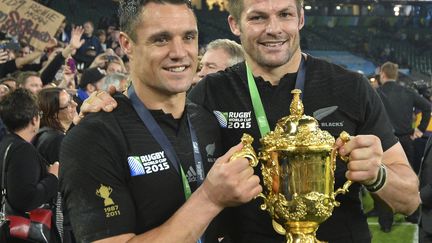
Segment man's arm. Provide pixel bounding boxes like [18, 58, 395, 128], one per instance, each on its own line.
[337, 136, 420, 215]
[39, 27, 85, 85]
[14, 50, 44, 69]
[94, 143, 261, 243]
[376, 142, 420, 214]
[420, 138, 432, 207]
[61, 115, 261, 243]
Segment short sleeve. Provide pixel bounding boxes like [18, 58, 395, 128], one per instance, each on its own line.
[59, 114, 136, 242]
[357, 76, 398, 151]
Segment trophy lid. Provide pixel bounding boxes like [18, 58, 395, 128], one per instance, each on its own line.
[260, 89, 335, 152]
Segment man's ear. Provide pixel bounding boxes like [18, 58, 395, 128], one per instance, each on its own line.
[298, 8, 305, 30]
[228, 15, 241, 37]
[119, 32, 133, 58]
[31, 115, 39, 127]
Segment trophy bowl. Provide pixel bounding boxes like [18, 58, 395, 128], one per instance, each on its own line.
[233, 89, 352, 243]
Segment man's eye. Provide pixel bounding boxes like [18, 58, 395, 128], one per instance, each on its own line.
[250, 16, 264, 21]
[154, 37, 168, 44]
[280, 12, 290, 18]
[185, 34, 196, 41]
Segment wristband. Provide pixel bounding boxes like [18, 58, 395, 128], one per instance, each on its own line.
[365, 164, 387, 193]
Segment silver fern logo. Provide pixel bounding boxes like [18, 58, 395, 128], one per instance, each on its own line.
[213, 111, 228, 128]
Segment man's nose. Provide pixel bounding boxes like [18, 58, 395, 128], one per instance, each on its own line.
[169, 38, 187, 59]
[266, 16, 282, 35]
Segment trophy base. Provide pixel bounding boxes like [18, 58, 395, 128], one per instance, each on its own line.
[285, 222, 326, 243]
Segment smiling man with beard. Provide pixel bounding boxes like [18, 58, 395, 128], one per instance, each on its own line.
[188, 0, 420, 242]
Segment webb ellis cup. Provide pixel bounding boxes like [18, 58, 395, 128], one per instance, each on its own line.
[231, 89, 352, 243]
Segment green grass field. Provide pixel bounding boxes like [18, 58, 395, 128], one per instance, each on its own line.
[363, 191, 418, 243]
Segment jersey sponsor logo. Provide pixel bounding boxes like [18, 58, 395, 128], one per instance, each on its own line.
[213, 110, 252, 129]
[127, 151, 170, 176]
[96, 184, 121, 218]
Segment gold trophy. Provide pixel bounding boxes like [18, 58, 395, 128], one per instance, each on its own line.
[231, 89, 352, 243]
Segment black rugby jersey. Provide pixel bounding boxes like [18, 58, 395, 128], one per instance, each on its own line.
[60, 93, 223, 242]
[189, 54, 397, 243]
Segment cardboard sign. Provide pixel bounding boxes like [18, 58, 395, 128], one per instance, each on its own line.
[0, 0, 65, 50]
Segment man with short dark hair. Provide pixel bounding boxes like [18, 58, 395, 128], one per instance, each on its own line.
[59, 1, 261, 243]
[378, 61, 430, 173]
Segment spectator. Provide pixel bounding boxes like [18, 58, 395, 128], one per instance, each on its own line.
[54, 20, 71, 47]
[16, 71, 43, 94]
[89, 53, 126, 74]
[106, 29, 120, 51]
[34, 87, 79, 242]
[19, 44, 32, 58]
[106, 57, 126, 74]
[75, 21, 103, 68]
[0, 88, 60, 243]
[0, 77, 16, 91]
[195, 38, 244, 84]
[34, 88, 78, 164]
[96, 29, 107, 52]
[102, 72, 128, 92]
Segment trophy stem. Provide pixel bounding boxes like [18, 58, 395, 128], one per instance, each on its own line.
[285, 222, 326, 243]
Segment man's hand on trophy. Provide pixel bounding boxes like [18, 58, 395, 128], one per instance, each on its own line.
[336, 134, 383, 186]
[201, 143, 262, 209]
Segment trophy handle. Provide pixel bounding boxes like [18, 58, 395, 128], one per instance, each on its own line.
[334, 131, 353, 196]
[229, 133, 259, 167]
